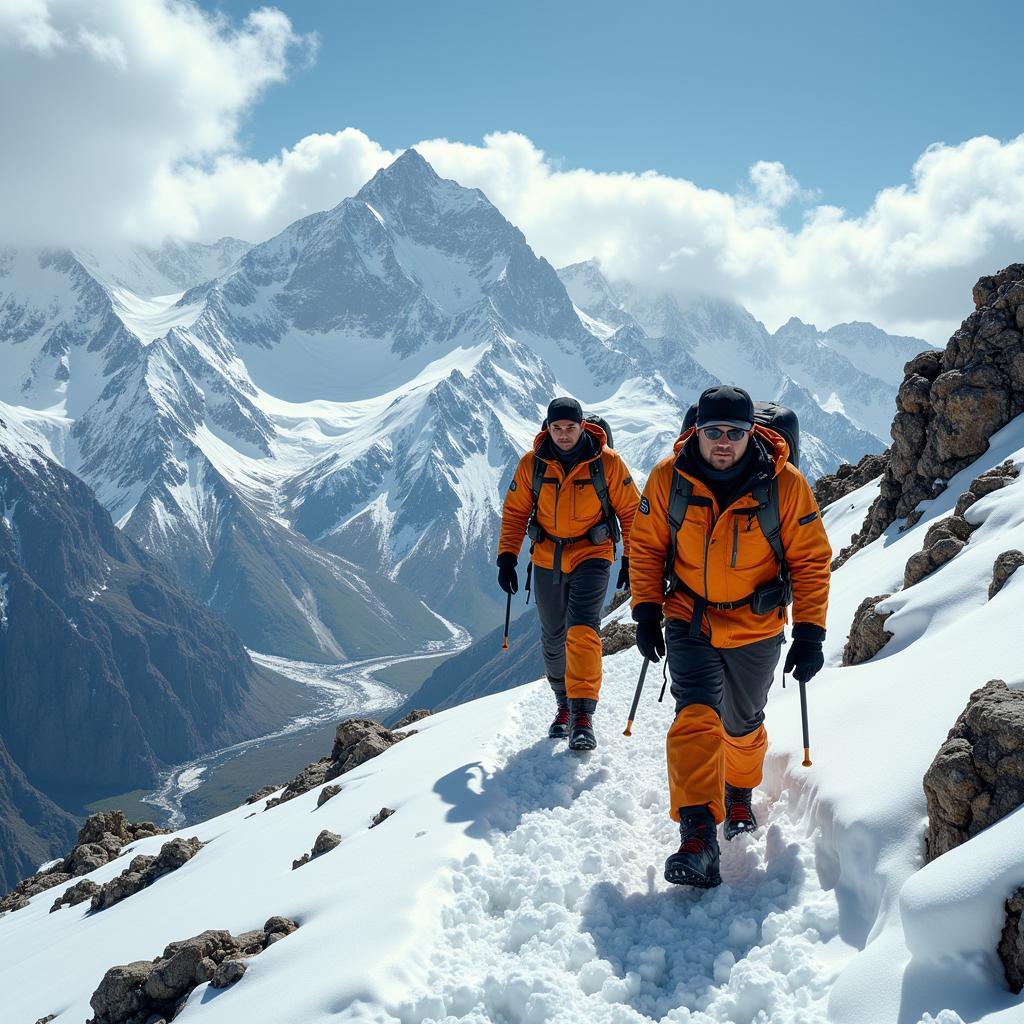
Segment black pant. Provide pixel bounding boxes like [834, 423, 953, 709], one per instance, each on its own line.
[532, 557, 610, 701]
[665, 621, 783, 736]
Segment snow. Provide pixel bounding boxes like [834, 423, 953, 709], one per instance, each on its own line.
[0, 570, 8, 628]
[7, 414, 1024, 1022]
[106, 288, 206, 345]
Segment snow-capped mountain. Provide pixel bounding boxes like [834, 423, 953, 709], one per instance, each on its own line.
[560, 259, 933, 462]
[1, 152, 904, 651]
[4, 415, 1024, 1023]
[0, 407, 306, 891]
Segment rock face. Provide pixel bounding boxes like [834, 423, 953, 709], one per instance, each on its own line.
[87, 918, 297, 1024]
[990, 550, 1024, 599]
[999, 889, 1024, 993]
[392, 709, 432, 729]
[842, 595, 894, 666]
[1, 811, 168, 915]
[814, 451, 891, 511]
[370, 807, 395, 828]
[265, 718, 407, 810]
[923, 680, 1024, 862]
[836, 265, 1024, 567]
[601, 620, 637, 656]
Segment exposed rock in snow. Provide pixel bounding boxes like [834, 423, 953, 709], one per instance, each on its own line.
[841, 594, 894, 665]
[989, 550, 1024, 599]
[923, 680, 1024, 862]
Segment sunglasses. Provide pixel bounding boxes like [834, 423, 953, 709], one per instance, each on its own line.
[701, 426, 749, 442]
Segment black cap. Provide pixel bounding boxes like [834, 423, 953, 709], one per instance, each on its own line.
[696, 386, 754, 430]
[546, 396, 583, 425]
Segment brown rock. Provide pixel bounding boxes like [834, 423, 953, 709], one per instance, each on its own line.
[842, 595, 894, 666]
[999, 888, 1024, 993]
[211, 959, 247, 989]
[262, 916, 298, 936]
[312, 830, 342, 856]
[605, 588, 631, 614]
[244, 784, 280, 805]
[91, 838, 203, 912]
[814, 451, 890, 511]
[392, 709, 432, 729]
[989, 550, 1024, 599]
[291, 854, 311, 870]
[601, 620, 636, 656]
[923, 680, 1024, 861]
[51, 878, 101, 912]
[370, 807, 395, 828]
[317, 784, 341, 807]
[89, 960, 155, 1021]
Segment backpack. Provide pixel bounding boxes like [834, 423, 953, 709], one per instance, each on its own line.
[682, 401, 799, 467]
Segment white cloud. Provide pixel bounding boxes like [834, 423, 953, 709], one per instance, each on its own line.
[0, 0, 313, 246]
[3, 5, 1022, 344]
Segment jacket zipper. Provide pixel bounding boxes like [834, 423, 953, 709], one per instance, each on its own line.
[731, 517, 739, 568]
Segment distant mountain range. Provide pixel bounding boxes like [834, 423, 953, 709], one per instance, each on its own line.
[0, 150, 930, 653]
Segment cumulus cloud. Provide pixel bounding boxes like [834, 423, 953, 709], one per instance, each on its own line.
[3, 6, 1023, 343]
[0, 0, 313, 246]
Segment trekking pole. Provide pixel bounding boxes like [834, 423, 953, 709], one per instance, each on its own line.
[622, 657, 650, 736]
[501, 591, 512, 651]
[799, 677, 812, 767]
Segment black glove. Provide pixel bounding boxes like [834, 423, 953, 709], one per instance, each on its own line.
[632, 602, 665, 663]
[783, 623, 826, 682]
[496, 552, 518, 595]
[616, 556, 630, 592]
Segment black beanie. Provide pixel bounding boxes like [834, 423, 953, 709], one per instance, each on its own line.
[546, 396, 583, 425]
[696, 386, 755, 430]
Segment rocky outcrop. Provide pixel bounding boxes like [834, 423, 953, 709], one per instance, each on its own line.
[244, 784, 280, 805]
[835, 266, 1024, 568]
[999, 889, 1024, 993]
[292, 829, 342, 870]
[392, 709, 432, 729]
[923, 680, 1024, 862]
[1, 811, 169, 915]
[87, 918, 298, 1024]
[606, 589, 631, 615]
[990, 550, 1024, 599]
[903, 515, 977, 588]
[814, 451, 891, 511]
[842, 595, 894, 665]
[265, 719, 407, 810]
[601, 620, 636, 656]
[54, 837, 203, 913]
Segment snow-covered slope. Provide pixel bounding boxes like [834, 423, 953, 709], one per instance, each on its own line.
[5, 417, 1024, 1023]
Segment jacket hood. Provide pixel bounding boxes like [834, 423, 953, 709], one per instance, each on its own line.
[672, 425, 789, 478]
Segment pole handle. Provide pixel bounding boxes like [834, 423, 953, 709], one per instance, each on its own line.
[623, 720, 633, 737]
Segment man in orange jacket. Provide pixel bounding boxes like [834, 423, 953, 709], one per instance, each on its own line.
[629, 386, 831, 888]
[498, 397, 640, 750]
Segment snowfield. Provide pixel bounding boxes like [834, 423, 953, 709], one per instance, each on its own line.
[4, 423, 1024, 1023]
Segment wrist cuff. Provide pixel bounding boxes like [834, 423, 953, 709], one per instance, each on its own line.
[792, 622, 826, 643]
[496, 552, 518, 568]
[631, 601, 663, 623]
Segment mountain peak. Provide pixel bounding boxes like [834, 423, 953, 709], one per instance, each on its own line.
[362, 149, 441, 194]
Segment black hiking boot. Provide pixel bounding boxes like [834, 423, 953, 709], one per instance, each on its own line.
[723, 784, 758, 841]
[664, 805, 721, 888]
[548, 697, 570, 739]
[568, 698, 597, 751]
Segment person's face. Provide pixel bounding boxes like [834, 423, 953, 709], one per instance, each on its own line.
[697, 423, 751, 470]
[549, 419, 583, 450]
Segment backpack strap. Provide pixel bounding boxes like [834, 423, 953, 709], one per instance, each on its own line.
[589, 456, 621, 548]
[751, 477, 786, 568]
[664, 460, 693, 596]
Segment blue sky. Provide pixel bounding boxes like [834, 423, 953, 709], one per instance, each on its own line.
[206, 0, 1021, 217]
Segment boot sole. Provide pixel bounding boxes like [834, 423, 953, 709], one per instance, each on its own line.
[723, 822, 758, 842]
[568, 735, 597, 751]
[664, 858, 722, 889]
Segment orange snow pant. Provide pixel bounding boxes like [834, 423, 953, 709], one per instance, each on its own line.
[533, 558, 610, 701]
[664, 622, 783, 823]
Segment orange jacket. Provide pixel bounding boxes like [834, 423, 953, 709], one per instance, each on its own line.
[629, 427, 831, 647]
[498, 422, 640, 573]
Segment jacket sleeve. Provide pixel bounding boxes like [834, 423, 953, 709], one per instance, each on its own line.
[497, 454, 535, 560]
[608, 453, 641, 557]
[628, 460, 672, 609]
[778, 468, 831, 630]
